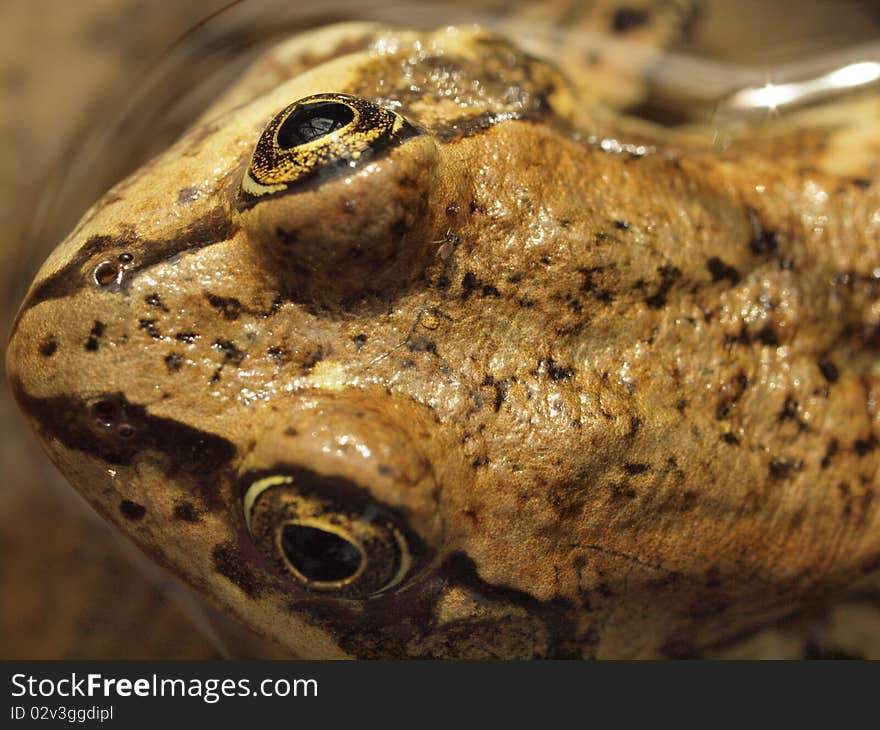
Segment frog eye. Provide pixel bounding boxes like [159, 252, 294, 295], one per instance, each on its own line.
[276, 100, 355, 147]
[242, 471, 416, 597]
[239, 93, 417, 206]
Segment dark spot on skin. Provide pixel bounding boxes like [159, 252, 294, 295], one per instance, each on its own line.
[461, 271, 479, 297]
[267, 346, 291, 363]
[173, 501, 200, 523]
[613, 219, 630, 230]
[756, 325, 779, 346]
[205, 293, 242, 320]
[212, 542, 262, 598]
[164, 353, 183, 372]
[817, 439, 838, 471]
[461, 272, 498, 300]
[715, 371, 748, 419]
[818, 357, 839, 383]
[445, 203, 459, 216]
[275, 227, 299, 246]
[536, 358, 574, 381]
[481, 374, 509, 412]
[407, 336, 436, 354]
[177, 186, 199, 204]
[578, 266, 613, 302]
[706, 257, 741, 285]
[629, 417, 642, 435]
[624, 463, 649, 475]
[748, 209, 780, 255]
[284, 427, 298, 437]
[213, 340, 245, 365]
[145, 293, 167, 310]
[39, 337, 57, 357]
[676, 399, 688, 413]
[850, 178, 872, 190]
[610, 480, 637, 500]
[769, 458, 802, 480]
[727, 324, 779, 348]
[854, 435, 877, 456]
[644, 265, 681, 309]
[611, 6, 650, 33]
[83, 320, 106, 352]
[300, 346, 325, 373]
[353, 333, 368, 350]
[119, 499, 146, 521]
[721, 433, 740, 445]
[139, 319, 161, 339]
[778, 395, 807, 431]
[390, 217, 407, 239]
[176, 332, 198, 343]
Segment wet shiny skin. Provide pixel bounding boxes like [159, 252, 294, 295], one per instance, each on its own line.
[7, 19, 880, 657]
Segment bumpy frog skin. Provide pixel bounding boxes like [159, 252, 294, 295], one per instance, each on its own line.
[7, 17, 880, 658]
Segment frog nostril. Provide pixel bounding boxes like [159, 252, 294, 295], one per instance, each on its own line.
[93, 261, 120, 287]
[277, 101, 355, 148]
[92, 399, 118, 425]
[280, 523, 363, 583]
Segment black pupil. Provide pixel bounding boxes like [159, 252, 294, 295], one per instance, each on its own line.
[277, 101, 355, 148]
[281, 524, 362, 582]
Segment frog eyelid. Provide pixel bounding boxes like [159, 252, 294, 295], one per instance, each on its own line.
[239, 92, 418, 206]
[242, 469, 418, 597]
[243, 474, 294, 532]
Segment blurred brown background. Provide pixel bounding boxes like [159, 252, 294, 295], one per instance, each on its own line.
[1, 0, 878, 659]
[0, 0, 229, 659]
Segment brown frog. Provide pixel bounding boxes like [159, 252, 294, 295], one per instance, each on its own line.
[7, 16, 880, 658]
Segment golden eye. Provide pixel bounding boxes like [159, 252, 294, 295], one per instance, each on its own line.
[242, 470, 417, 597]
[239, 93, 417, 206]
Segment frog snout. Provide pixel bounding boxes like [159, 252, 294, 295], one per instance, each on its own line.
[238, 392, 447, 598]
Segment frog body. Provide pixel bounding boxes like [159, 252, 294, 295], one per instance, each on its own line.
[7, 19, 880, 658]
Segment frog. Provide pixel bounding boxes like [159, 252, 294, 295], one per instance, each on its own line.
[7, 10, 880, 658]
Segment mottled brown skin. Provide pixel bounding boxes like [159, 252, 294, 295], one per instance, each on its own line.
[7, 21, 880, 658]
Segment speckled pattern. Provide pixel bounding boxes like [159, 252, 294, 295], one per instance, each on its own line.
[4, 0, 880, 659]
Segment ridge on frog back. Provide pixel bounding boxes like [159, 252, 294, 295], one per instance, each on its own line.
[7, 18, 880, 658]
